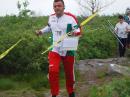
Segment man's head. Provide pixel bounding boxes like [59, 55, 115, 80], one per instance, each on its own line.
[53, 0, 65, 17]
[118, 15, 124, 23]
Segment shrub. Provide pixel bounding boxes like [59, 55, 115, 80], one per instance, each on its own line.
[0, 15, 118, 74]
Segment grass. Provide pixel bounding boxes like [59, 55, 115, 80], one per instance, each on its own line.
[89, 77, 130, 97]
[0, 69, 81, 96]
[0, 73, 48, 90]
[0, 78, 17, 90]
[0, 73, 49, 97]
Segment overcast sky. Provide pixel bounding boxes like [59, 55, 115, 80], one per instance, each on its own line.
[0, 0, 130, 16]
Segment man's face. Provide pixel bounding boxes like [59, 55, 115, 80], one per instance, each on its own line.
[119, 18, 124, 23]
[53, 1, 64, 16]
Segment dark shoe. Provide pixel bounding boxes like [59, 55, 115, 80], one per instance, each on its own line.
[52, 95, 56, 97]
[69, 92, 75, 97]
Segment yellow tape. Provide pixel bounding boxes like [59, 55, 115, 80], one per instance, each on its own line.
[41, 13, 98, 55]
[80, 12, 97, 26]
[0, 39, 22, 60]
[41, 33, 68, 54]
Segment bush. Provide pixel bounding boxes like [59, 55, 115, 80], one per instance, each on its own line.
[77, 16, 117, 59]
[0, 16, 49, 74]
[0, 15, 118, 74]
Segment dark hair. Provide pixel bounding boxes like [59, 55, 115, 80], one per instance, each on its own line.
[54, 0, 65, 6]
[118, 15, 124, 19]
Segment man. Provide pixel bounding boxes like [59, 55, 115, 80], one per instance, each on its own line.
[124, 8, 130, 48]
[115, 15, 129, 57]
[36, 0, 81, 97]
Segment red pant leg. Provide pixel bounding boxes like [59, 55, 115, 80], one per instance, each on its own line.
[62, 56, 75, 94]
[48, 51, 61, 96]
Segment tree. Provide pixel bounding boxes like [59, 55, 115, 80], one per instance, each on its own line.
[17, 0, 35, 17]
[76, 0, 115, 16]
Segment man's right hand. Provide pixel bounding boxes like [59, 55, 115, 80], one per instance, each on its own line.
[36, 30, 43, 36]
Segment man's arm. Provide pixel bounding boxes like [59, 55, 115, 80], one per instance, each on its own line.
[40, 24, 51, 33]
[36, 16, 51, 36]
[71, 17, 81, 36]
[36, 24, 51, 36]
[115, 24, 118, 33]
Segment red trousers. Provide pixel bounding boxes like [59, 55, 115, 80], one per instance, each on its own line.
[48, 51, 75, 96]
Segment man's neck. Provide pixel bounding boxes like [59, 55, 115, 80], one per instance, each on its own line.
[119, 21, 124, 24]
[56, 13, 64, 18]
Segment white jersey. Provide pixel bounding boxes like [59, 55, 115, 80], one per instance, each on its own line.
[40, 12, 81, 56]
[115, 22, 129, 38]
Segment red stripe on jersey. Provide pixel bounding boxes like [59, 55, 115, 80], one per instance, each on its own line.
[64, 12, 78, 24]
[64, 12, 82, 35]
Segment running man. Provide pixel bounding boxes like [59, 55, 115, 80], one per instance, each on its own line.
[36, 0, 81, 97]
[115, 15, 129, 57]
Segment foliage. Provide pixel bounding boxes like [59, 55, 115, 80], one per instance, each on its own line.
[77, 15, 118, 59]
[0, 15, 118, 74]
[0, 73, 49, 90]
[0, 78, 16, 90]
[0, 15, 49, 74]
[89, 77, 130, 97]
